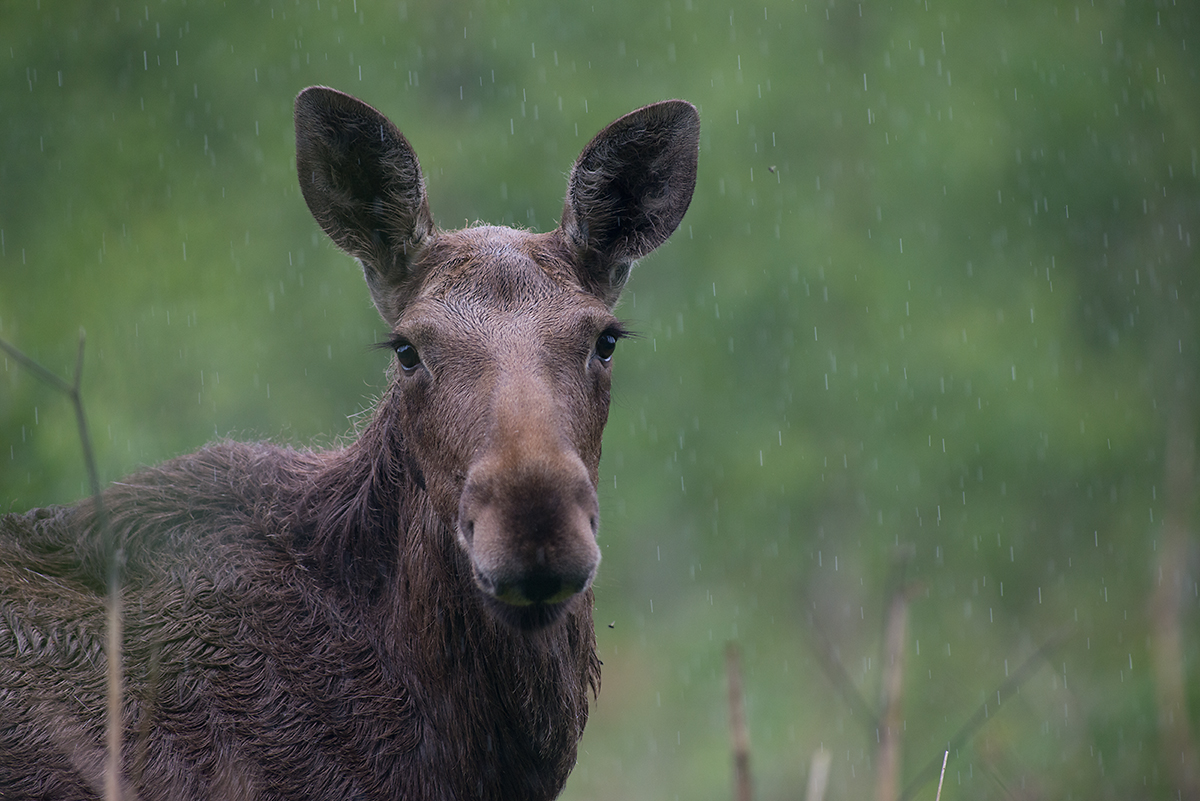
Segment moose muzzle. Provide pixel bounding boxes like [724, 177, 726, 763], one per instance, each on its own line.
[458, 451, 601, 630]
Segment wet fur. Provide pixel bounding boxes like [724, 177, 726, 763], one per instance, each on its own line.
[0, 88, 698, 800]
[1, 405, 598, 799]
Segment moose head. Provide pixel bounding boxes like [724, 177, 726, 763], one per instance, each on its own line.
[295, 87, 699, 629]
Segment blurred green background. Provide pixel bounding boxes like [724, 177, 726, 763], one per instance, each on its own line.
[2, 1, 1198, 798]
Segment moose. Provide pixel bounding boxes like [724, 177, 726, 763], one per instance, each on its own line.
[0, 87, 699, 800]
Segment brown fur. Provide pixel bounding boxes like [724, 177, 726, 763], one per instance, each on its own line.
[0, 88, 698, 800]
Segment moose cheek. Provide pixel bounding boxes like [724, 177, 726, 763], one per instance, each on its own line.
[572, 381, 612, 476]
[398, 384, 474, 527]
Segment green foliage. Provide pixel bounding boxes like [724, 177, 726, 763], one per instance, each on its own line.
[2, 1, 1197, 798]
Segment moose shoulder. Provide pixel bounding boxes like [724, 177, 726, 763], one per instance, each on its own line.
[0, 87, 698, 801]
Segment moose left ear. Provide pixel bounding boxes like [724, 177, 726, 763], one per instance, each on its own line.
[560, 100, 700, 306]
[295, 86, 435, 325]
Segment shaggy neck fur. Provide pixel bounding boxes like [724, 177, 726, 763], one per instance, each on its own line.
[3, 385, 600, 801]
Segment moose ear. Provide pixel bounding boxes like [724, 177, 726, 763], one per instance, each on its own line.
[295, 86, 435, 324]
[560, 100, 700, 306]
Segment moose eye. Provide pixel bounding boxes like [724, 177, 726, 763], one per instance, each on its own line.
[595, 331, 619, 362]
[394, 340, 421, 371]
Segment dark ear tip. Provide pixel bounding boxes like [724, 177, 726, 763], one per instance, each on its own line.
[653, 98, 699, 119]
[635, 99, 700, 138]
[295, 85, 332, 112]
[294, 86, 367, 122]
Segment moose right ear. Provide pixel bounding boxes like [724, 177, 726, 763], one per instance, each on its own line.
[560, 100, 700, 307]
[295, 86, 435, 324]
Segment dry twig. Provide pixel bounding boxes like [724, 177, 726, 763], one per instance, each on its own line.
[1, 333, 124, 801]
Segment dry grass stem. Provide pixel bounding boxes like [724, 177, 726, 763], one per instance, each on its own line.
[804, 748, 832, 801]
[1150, 390, 1200, 798]
[874, 587, 911, 801]
[725, 643, 753, 801]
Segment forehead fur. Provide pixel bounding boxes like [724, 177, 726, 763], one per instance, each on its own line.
[413, 226, 586, 308]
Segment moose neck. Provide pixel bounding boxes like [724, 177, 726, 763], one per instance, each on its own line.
[297, 382, 600, 791]
[295, 381, 414, 598]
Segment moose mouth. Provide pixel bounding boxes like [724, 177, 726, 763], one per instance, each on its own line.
[473, 569, 588, 631]
[482, 594, 573, 631]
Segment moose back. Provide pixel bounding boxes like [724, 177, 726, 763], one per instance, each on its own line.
[0, 87, 699, 800]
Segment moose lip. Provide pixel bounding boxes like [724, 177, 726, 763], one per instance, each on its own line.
[472, 569, 587, 630]
[481, 593, 574, 631]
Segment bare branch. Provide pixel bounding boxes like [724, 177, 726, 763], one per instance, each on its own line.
[0, 336, 74, 395]
[800, 590, 878, 732]
[0, 333, 125, 801]
[898, 631, 1069, 801]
